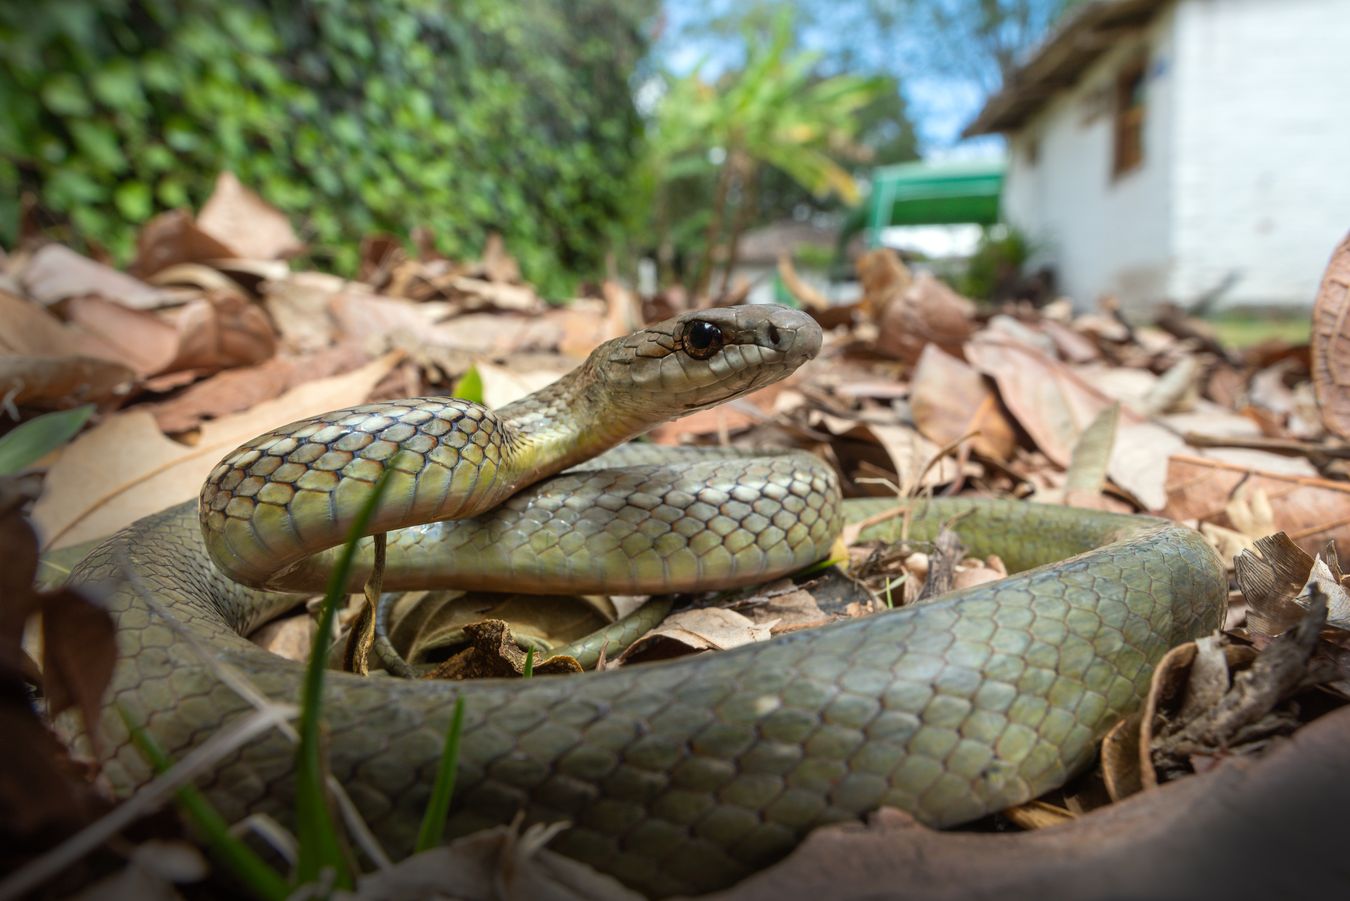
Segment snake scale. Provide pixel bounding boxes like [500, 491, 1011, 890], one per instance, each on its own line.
[69, 306, 1226, 896]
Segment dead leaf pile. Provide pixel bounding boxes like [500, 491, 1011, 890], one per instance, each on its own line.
[6, 175, 1350, 899]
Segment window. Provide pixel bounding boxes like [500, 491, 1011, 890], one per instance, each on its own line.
[1113, 59, 1147, 177]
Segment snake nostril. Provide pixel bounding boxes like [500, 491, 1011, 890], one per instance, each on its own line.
[767, 323, 782, 346]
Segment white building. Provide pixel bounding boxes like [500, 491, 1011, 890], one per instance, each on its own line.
[965, 0, 1350, 312]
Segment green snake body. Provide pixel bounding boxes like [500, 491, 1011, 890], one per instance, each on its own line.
[70, 307, 1226, 896]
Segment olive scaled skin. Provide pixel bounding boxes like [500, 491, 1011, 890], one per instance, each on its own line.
[68, 305, 1226, 897]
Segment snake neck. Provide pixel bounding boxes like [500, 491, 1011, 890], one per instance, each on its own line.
[495, 361, 649, 477]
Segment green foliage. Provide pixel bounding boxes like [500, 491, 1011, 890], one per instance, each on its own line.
[633, 13, 889, 295]
[0, 405, 93, 475]
[415, 695, 466, 852]
[0, 0, 655, 294]
[958, 224, 1036, 301]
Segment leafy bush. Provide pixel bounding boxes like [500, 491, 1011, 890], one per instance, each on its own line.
[958, 224, 1037, 302]
[0, 0, 654, 293]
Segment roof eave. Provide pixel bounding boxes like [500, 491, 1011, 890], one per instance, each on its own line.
[963, 0, 1171, 137]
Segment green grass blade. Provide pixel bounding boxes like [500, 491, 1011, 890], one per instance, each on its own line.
[522, 647, 534, 678]
[118, 706, 290, 901]
[451, 365, 484, 404]
[295, 462, 398, 887]
[0, 404, 93, 474]
[414, 695, 466, 853]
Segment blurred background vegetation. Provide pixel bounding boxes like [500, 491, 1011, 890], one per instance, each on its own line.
[1, 0, 1091, 297]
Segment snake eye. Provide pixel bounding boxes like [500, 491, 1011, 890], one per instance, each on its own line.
[684, 320, 724, 360]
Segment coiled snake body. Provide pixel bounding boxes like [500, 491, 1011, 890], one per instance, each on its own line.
[72, 306, 1226, 896]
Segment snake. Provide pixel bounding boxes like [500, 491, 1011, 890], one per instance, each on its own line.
[68, 305, 1227, 897]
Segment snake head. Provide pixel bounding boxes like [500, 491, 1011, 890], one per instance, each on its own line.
[599, 304, 823, 417]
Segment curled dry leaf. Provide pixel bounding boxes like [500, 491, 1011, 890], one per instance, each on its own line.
[1164, 453, 1350, 555]
[163, 291, 276, 373]
[349, 819, 640, 901]
[874, 272, 977, 364]
[618, 607, 771, 665]
[479, 232, 523, 284]
[1311, 231, 1350, 439]
[855, 247, 912, 320]
[61, 297, 179, 377]
[1235, 533, 1350, 640]
[731, 583, 833, 635]
[423, 620, 582, 679]
[196, 171, 303, 260]
[1145, 599, 1325, 784]
[40, 588, 117, 758]
[249, 613, 316, 663]
[776, 253, 833, 315]
[129, 208, 237, 278]
[32, 353, 398, 549]
[141, 343, 369, 434]
[968, 335, 1184, 509]
[0, 289, 129, 365]
[263, 272, 345, 352]
[19, 244, 172, 310]
[62, 292, 275, 378]
[0, 486, 110, 842]
[0, 355, 135, 411]
[909, 344, 1015, 462]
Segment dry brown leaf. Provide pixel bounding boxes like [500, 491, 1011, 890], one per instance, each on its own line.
[163, 291, 276, 372]
[0, 289, 124, 362]
[196, 171, 303, 260]
[249, 613, 315, 662]
[1311, 231, 1350, 439]
[1164, 453, 1350, 555]
[476, 359, 571, 410]
[1104, 421, 1187, 510]
[545, 298, 611, 358]
[875, 272, 977, 363]
[61, 296, 180, 376]
[479, 232, 522, 284]
[855, 247, 912, 320]
[329, 290, 447, 344]
[129, 209, 237, 278]
[967, 334, 1112, 466]
[350, 820, 640, 901]
[733, 584, 832, 634]
[986, 314, 1058, 356]
[19, 244, 171, 310]
[649, 382, 786, 445]
[777, 253, 830, 311]
[968, 335, 1183, 508]
[141, 344, 369, 434]
[0, 355, 136, 410]
[618, 607, 770, 664]
[425, 620, 582, 679]
[1038, 318, 1100, 363]
[40, 589, 116, 756]
[263, 272, 345, 352]
[910, 344, 1015, 461]
[865, 422, 961, 492]
[422, 313, 563, 355]
[32, 354, 398, 549]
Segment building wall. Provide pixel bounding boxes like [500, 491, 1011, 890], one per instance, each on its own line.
[1002, 6, 1180, 311]
[1170, 0, 1350, 307]
[1002, 0, 1350, 312]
